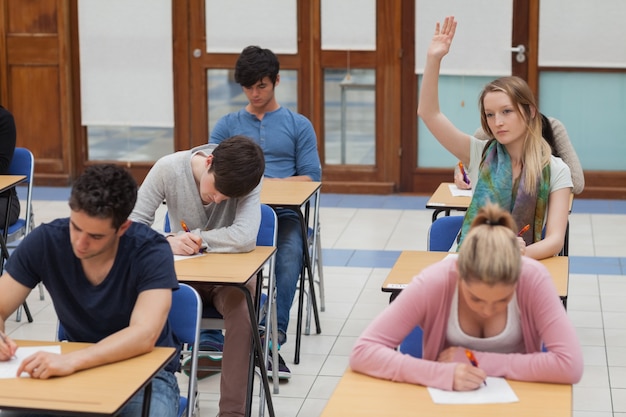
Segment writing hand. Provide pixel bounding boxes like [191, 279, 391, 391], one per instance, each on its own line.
[454, 171, 471, 190]
[516, 236, 527, 256]
[167, 233, 204, 255]
[0, 331, 17, 361]
[452, 363, 487, 391]
[428, 16, 458, 60]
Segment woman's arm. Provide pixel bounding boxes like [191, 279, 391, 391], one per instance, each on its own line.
[549, 118, 585, 194]
[417, 16, 472, 164]
[525, 187, 571, 259]
[350, 267, 460, 390]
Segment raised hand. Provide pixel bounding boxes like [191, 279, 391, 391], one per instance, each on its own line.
[427, 16, 458, 61]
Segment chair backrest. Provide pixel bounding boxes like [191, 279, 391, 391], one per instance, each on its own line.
[427, 216, 464, 252]
[399, 326, 423, 358]
[169, 283, 202, 417]
[257, 204, 278, 247]
[5, 147, 35, 239]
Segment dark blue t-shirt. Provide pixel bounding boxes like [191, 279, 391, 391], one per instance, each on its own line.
[5, 218, 180, 372]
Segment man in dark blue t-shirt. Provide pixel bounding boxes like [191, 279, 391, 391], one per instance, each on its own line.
[0, 164, 180, 417]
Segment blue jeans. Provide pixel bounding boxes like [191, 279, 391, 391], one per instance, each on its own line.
[0, 370, 179, 417]
[119, 369, 180, 417]
[272, 208, 304, 345]
[199, 328, 225, 348]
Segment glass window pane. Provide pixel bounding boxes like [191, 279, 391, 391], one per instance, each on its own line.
[87, 126, 173, 162]
[207, 69, 298, 135]
[324, 69, 375, 165]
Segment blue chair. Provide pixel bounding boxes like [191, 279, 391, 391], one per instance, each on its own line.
[6, 148, 37, 323]
[58, 283, 202, 417]
[170, 283, 202, 417]
[2, 147, 35, 244]
[426, 215, 464, 251]
[399, 215, 463, 356]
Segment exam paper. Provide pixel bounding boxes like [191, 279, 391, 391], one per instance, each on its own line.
[0, 345, 61, 378]
[427, 377, 519, 404]
[173, 252, 205, 262]
[448, 184, 473, 197]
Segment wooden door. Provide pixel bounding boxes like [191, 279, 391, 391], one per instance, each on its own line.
[401, 0, 539, 194]
[0, 0, 75, 185]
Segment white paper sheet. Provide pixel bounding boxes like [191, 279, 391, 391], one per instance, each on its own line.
[448, 184, 473, 198]
[0, 346, 61, 379]
[427, 377, 519, 404]
[173, 252, 206, 262]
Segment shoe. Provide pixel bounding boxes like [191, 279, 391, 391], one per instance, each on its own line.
[267, 353, 291, 380]
[183, 341, 223, 380]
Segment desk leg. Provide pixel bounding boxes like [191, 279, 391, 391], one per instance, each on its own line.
[0, 191, 14, 271]
[141, 381, 152, 417]
[243, 283, 275, 417]
[294, 209, 321, 365]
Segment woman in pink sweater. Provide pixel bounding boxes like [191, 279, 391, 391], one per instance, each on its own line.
[350, 203, 583, 391]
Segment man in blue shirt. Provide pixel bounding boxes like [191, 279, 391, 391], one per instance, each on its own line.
[0, 164, 180, 417]
[210, 45, 321, 379]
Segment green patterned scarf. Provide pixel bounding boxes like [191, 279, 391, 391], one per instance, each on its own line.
[457, 141, 550, 249]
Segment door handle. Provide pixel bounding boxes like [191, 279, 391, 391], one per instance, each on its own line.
[511, 45, 526, 63]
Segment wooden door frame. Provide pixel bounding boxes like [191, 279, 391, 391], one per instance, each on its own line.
[310, 0, 404, 194]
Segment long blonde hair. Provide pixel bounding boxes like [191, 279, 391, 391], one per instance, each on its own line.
[478, 76, 551, 196]
[457, 203, 521, 286]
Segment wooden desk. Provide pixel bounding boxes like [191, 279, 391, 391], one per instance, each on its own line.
[260, 180, 323, 364]
[0, 340, 175, 416]
[175, 247, 277, 417]
[382, 251, 569, 307]
[321, 369, 572, 417]
[425, 182, 574, 255]
[425, 182, 471, 222]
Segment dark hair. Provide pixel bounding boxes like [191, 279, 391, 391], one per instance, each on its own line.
[540, 113, 559, 157]
[234, 46, 280, 87]
[210, 135, 265, 198]
[69, 164, 137, 230]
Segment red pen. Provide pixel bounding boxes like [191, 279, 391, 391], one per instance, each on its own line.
[458, 162, 470, 185]
[180, 220, 207, 253]
[465, 349, 487, 386]
[518, 224, 530, 237]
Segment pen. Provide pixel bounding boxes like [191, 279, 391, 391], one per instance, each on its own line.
[180, 220, 207, 253]
[465, 349, 487, 386]
[518, 224, 530, 237]
[458, 162, 470, 185]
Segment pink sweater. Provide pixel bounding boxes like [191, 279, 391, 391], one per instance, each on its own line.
[350, 257, 583, 390]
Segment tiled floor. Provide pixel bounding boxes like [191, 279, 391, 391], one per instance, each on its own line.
[4, 187, 626, 417]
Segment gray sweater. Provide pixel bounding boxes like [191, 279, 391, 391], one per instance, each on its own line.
[474, 117, 585, 194]
[130, 144, 261, 253]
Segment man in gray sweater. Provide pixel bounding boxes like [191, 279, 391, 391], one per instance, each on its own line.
[130, 135, 264, 417]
